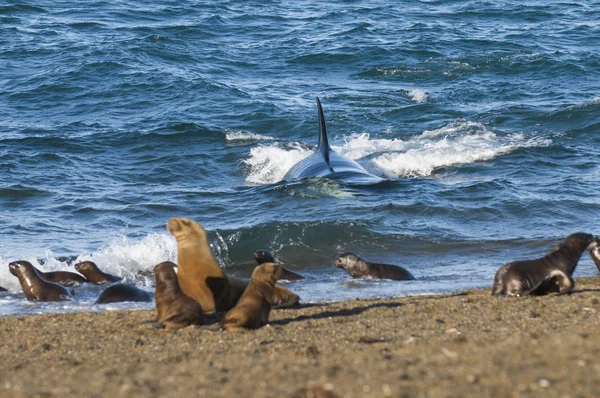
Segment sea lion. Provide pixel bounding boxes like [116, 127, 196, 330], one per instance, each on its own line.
[331, 253, 416, 281]
[23, 263, 87, 287]
[492, 232, 599, 297]
[167, 217, 299, 313]
[253, 250, 305, 281]
[220, 262, 282, 330]
[590, 242, 600, 271]
[95, 283, 152, 304]
[74, 261, 122, 284]
[154, 261, 204, 329]
[8, 260, 72, 301]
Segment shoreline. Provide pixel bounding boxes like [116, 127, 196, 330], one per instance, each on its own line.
[2, 276, 600, 397]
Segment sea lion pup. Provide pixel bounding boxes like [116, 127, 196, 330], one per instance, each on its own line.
[492, 232, 599, 297]
[95, 283, 152, 304]
[74, 261, 122, 284]
[167, 217, 299, 313]
[254, 250, 305, 281]
[331, 252, 416, 281]
[8, 261, 72, 301]
[220, 262, 282, 330]
[154, 261, 204, 329]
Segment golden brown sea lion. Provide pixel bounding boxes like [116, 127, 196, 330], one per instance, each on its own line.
[74, 261, 122, 284]
[332, 252, 416, 281]
[492, 232, 599, 297]
[167, 217, 299, 313]
[154, 261, 204, 329]
[24, 262, 87, 287]
[94, 283, 152, 304]
[253, 250, 305, 280]
[8, 260, 72, 301]
[220, 262, 282, 330]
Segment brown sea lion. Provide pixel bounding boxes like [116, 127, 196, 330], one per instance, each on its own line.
[331, 252, 416, 281]
[167, 217, 299, 313]
[220, 262, 282, 330]
[154, 261, 204, 329]
[590, 241, 600, 271]
[74, 261, 122, 284]
[492, 232, 598, 297]
[95, 283, 152, 304]
[8, 260, 72, 301]
[24, 263, 87, 287]
[253, 250, 305, 280]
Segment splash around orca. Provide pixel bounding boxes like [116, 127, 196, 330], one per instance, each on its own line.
[283, 97, 384, 185]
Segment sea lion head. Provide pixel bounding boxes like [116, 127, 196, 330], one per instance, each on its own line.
[167, 217, 207, 243]
[562, 232, 595, 252]
[74, 261, 98, 275]
[8, 260, 35, 277]
[253, 250, 275, 264]
[331, 252, 363, 269]
[154, 261, 178, 286]
[251, 262, 282, 282]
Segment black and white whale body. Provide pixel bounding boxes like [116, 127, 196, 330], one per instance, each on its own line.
[283, 98, 384, 185]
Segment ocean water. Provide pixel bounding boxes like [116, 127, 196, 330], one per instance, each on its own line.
[1, 0, 599, 315]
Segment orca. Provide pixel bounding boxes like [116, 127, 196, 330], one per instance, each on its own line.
[283, 98, 383, 185]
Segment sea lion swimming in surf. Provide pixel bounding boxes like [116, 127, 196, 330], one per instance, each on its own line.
[283, 97, 383, 185]
[74, 261, 122, 284]
[492, 232, 600, 297]
[95, 283, 152, 304]
[331, 253, 416, 281]
[167, 217, 299, 313]
[220, 262, 282, 330]
[19, 262, 87, 287]
[154, 261, 204, 329]
[8, 260, 72, 301]
[253, 250, 305, 281]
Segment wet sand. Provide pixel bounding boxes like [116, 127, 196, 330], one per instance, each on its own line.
[2, 277, 600, 398]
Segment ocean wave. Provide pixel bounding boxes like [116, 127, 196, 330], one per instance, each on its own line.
[225, 130, 276, 142]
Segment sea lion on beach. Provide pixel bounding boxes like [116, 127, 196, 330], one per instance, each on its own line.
[95, 283, 152, 304]
[492, 232, 599, 297]
[220, 262, 282, 330]
[332, 253, 416, 281]
[590, 244, 600, 271]
[154, 261, 204, 329]
[168, 217, 299, 313]
[74, 261, 122, 284]
[254, 250, 305, 280]
[8, 260, 72, 301]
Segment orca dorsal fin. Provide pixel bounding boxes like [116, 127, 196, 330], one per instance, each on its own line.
[315, 97, 331, 166]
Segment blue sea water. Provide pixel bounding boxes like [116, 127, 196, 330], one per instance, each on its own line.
[1, 0, 600, 315]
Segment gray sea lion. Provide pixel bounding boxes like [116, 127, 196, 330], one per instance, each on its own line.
[95, 283, 152, 304]
[74, 261, 122, 284]
[492, 232, 599, 297]
[331, 253, 416, 281]
[154, 261, 204, 329]
[220, 262, 282, 330]
[283, 97, 383, 185]
[8, 260, 72, 301]
[253, 250, 305, 280]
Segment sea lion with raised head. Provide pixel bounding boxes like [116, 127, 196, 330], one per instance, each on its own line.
[492, 232, 599, 297]
[167, 217, 299, 313]
[74, 261, 122, 284]
[254, 250, 305, 280]
[95, 283, 152, 304]
[220, 262, 282, 330]
[8, 260, 72, 301]
[154, 261, 204, 329]
[22, 262, 87, 287]
[332, 253, 416, 281]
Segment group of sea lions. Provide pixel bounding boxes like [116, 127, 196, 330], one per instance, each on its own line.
[3, 215, 600, 330]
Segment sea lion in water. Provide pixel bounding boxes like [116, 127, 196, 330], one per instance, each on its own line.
[220, 262, 282, 330]
[22, 263, 87, 287]
[492, 232, 599, 297]
[254, 250, 305, 280]
[154, 261, 204, 329]
[74, 261, 122, 284]
[8, 260, 72, 301]
[95, 283, 152, 304]
[167, 217, 299, 313]
[331, 253, 416, 281]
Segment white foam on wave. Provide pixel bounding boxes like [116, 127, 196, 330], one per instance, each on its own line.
[225, 130, 275, 141]
[242, 119, 552, 184]
[409, 89, 429, 103]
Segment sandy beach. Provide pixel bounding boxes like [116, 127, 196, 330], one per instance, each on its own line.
[2, 277, 600, 398]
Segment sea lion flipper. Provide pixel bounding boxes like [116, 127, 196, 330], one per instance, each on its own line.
[524, 270, 573, 296]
